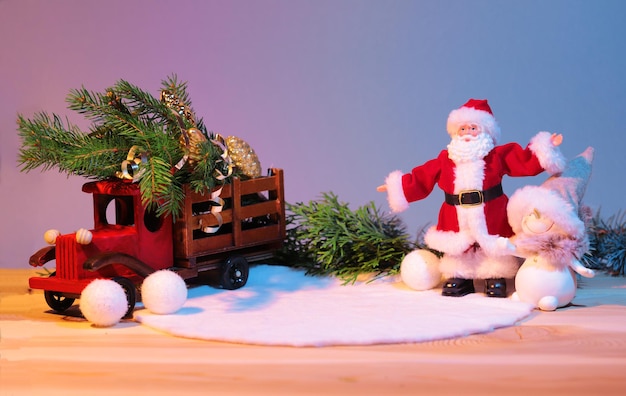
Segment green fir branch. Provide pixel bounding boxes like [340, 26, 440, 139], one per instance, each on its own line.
[187, 140, 220, 193]
[16, 74, 233, 219]
[587, 209, 626, 276]
[137, 156, 176, 216]
[66, 87, 124, 124]
[277, 192, 416, 283]
[18, 112, 98, 175]
[114, 79, 187, 134]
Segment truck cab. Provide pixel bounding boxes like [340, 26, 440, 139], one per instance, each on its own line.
[29, 180, 173, 314]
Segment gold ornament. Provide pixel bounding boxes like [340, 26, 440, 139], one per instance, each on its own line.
[225, 136, 262, 178]
[160, 89, 195, 125]
[179, 127, 208, 167]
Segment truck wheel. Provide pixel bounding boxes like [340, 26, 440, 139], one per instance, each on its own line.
[220, 256, 249, 290]
[44, 291, 75, 312]
[43, 271, 75, 312]
[112, 277, 137, 319]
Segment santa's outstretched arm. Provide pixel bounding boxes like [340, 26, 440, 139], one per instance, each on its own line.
[529, 131, 567, 175]
[378, 170, 409, 213]
[378, 155, 442, 213]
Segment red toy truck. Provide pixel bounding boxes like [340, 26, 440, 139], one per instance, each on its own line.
[28, 168, 285, 317]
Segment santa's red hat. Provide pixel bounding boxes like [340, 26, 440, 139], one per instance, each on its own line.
[447, 99, 501, 143]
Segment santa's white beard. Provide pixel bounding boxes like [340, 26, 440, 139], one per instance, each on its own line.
[447, 132, 494, 163]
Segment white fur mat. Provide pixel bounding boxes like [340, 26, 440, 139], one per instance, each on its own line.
[134, 265, 534, 347]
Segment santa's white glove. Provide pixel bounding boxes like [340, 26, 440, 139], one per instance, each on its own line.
[479, 236, 516, 256]
[497, 237, 517, 254]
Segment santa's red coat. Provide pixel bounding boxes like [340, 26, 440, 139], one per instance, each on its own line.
[385, 132, 566, 259]
[383, 129, 568, 280]
[402, 142, 544, 238]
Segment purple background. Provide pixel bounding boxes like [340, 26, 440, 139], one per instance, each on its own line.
[1, 0, 624, 268]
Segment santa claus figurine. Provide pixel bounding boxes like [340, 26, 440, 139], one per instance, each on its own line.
[378, 99, 566, 297]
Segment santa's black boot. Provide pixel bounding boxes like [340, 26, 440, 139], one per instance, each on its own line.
[485, 278, 507, 297]
[442, 278, 475, 297]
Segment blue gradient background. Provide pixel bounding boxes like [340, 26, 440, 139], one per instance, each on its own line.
[1, 0, 624, 268]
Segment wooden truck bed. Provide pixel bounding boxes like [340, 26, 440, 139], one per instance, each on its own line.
[173, 168, 285, 270]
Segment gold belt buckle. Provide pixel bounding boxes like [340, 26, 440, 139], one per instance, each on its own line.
[458, 190, 483, 207]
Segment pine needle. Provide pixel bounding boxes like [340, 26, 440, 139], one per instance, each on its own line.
[16, 74, 232, 219]
[277, 192, 417, 283]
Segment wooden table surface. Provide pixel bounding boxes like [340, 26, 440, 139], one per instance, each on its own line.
[2, 268, 626, 395]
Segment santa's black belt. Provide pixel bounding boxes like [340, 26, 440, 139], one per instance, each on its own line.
[444, 184, 503, 207]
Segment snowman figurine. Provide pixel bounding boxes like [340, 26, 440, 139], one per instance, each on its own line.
[507, 147, 595, 311]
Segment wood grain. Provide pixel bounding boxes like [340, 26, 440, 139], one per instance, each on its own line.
[2, 269, 626, 395]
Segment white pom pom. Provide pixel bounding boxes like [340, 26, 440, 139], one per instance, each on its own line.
[141, 270, 187, 314]
[80, 279, 128, 327]
[44, 229, 61, 245]
[400, 249, 442, 291]
[75, 228, 93, 245]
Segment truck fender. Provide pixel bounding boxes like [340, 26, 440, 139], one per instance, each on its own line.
[29, 246, 56, 267]
[83, 252, 156, 278]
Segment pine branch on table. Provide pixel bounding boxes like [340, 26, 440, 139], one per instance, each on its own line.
[277, 192, 419, 283]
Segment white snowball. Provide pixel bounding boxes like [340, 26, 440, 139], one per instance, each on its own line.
[80, 279, 128, 327]
[400, 249, 442, 291]
[141, 270, 188, 314]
